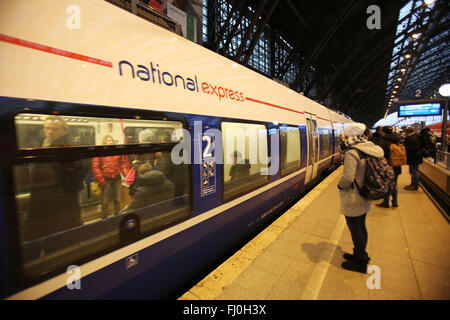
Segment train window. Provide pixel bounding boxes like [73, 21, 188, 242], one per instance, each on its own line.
[14, 113, 183, 149]
[12, 114, 191, 280]
[221, 122, 269, 201]
[320, 129, 331, 159]
[13, 150, 190, 279]
[280, 125, 301, 176]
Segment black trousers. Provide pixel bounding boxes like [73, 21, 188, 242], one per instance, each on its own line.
[345, 213, 369, 261]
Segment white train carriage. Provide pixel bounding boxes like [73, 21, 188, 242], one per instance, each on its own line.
[0, 0, 352, 299]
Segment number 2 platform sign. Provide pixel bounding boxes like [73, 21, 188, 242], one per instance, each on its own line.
[200, 134, 216, 197]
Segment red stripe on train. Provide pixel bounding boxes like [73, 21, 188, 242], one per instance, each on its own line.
[0, 34, 113, 68]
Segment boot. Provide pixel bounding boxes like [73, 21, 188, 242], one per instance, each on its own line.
[341, 258, 368, 274]
[391, 201, 398, 208]
[343, 253, 371, 261]
[376, 201, 389, 208]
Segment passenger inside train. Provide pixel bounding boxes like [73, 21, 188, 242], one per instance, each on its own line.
[229, 151, 251, 181]
[13, 113, 191, 279]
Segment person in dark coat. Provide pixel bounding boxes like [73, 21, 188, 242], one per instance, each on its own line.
[376, 126, 402, 208]
[24, 116, 84, 241]
[126, 163, 175, 211]
[404, 127, 422, 191]
[419, 128, 437, 160]
[229, 151, 251, 180]
[128, 129, 157, 196]
[369, 126, 384, 146]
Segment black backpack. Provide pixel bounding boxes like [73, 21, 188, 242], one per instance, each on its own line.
[350, 148, 395, 200]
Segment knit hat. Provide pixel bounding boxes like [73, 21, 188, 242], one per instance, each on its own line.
[344, 123, 367, 147]
[139, 129, 154, 143]
[344, 123, 366, 137]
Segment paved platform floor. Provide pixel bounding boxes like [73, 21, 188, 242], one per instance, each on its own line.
[179, 165, 450, 300]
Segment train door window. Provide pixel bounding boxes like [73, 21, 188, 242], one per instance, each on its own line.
[12, 113, 191, 280]
[221, 122, 269, 201]
[280, 125, 301, 176]
[320, 129, 331, 159]
[312, 120, 319, 162]
[306, 119, 314, 164]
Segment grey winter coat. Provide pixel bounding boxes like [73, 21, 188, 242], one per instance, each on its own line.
[127, 170, 175, 211]
[338, 141, 384, 217]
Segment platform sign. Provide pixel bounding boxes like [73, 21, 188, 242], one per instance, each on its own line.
[200, 134, 216, 197]
[398, 102, 441, 117]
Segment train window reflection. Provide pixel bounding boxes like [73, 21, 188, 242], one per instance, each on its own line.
[14, 113, 184, 149]
[14, 149, 190, 279]
[221, 122, 268, 201]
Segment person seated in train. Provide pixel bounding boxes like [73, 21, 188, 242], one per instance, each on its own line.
[155, 129, 189, 202]
[132, 129, 157, 166]
[128, 129, 157, 196]
[126, 163, 175, 211]
[229, 151, 251, 180]
[154, 129, 173, 178]
[92, 135, 130, 219]
[24, 116, 85, 241]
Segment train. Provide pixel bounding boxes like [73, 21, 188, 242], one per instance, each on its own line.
[0, 0, 353, 299]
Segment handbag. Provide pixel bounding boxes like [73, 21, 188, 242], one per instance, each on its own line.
[91, 181, 102, 197]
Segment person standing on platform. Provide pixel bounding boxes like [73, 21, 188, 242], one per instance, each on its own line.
[338, 123, 384, 273]
[404, 127, 422, 191]
[419, 128, 437, 161]
[376, 126, 403, 208]
[370, 126, 384, 146]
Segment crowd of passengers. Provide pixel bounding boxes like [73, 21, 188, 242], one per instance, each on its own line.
[21, 116, 252, 241]
[22, 116, 186, 241]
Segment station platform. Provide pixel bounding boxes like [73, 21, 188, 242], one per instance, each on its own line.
[179, 166, 450, 300]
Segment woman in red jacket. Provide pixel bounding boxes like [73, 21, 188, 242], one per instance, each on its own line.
[92, 135, 129, 218]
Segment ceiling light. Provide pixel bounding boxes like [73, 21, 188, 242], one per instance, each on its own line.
[411, 33, 421, 39]
[397, 78, 402, 82]
[424, 0, 435, 5]
[400, 68, 407, 72]
[405, 54, 412, 59]
[439, 83, 450, 97]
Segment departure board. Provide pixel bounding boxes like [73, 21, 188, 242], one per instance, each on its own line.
[398, 103, 441, 117]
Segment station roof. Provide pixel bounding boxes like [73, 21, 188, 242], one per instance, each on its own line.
[211, 0, 449, 126]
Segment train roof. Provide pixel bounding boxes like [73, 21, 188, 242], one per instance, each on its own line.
[0, 0, 353, 127]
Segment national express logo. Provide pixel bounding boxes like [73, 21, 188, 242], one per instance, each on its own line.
[118, 60, 246, 102]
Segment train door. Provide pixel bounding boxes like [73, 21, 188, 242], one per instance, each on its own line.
[305, 114, 319, 184]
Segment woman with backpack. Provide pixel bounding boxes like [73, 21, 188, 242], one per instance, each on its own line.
[376, 126, 405, 208]
[338, 123, 384, 273]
